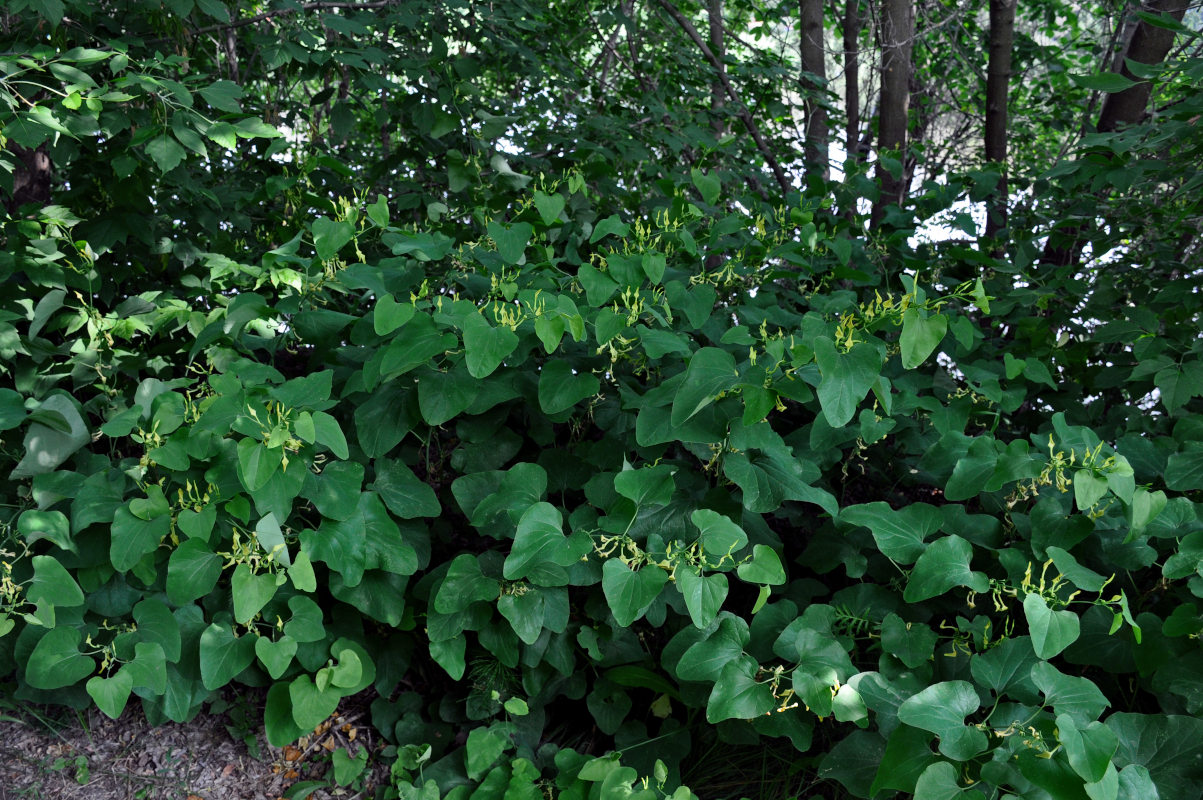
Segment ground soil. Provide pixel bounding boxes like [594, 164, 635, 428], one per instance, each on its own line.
[0, 690, 392, 800]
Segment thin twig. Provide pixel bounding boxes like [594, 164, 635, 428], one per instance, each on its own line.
[149, 1, 403, 43]
[653, 0, 791, 198]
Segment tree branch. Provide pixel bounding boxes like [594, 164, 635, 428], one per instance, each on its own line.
[654, 0, 791, 197]
[151, 1, 404, 43]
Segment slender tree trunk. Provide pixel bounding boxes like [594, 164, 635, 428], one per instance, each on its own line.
[799, 0, 829, 180]
[843, 0, 861, 168]
[708, 0, 726, 135]
[5, 145, 53, 215]
[1097, 0, 1189, 133]
[984, 0, 1016, 246]
[656, 0, 791, 196]
[1042, 0, 1188, 267]
[872, 0, 912, 225]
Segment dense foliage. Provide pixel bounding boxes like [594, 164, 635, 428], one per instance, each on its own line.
[2, 1, 1202, 798]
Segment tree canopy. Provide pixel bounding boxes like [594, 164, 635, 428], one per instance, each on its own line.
[2, 1, 1202, 798]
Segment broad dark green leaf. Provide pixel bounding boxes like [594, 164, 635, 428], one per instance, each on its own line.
[538, 359, 601, 414]
[602, 559, 668, 627]
[670, 347, 739, 426]
[814, 337, 881, 428]
[904, 535, 988, 602]
[199, 623, 256, 690]
[462, 312, 518, 378]
[26, 627, 95, 690]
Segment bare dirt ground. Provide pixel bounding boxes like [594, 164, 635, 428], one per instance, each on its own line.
[0, 691, 392, 800]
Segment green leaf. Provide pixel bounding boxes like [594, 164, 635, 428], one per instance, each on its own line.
[913, 762, 966, 800]
[880, 613, 938, 669]
[264, 682, 305, 747]
[899, 308, 948, 368]
[86, 670, 136, 722]
[870, 724, 940, 796]
[1075, 470, 1109, 510]
[1071, 72, 1140, 92]
[676, 566, 728, 628]
[1165, 449, 1203, 491]
[199, 623, 256, 690]
[589, 214, 629, 243]
[377, 315, 458, 378]
[27, 555, 84, 608]
[504, 502, 587, 586]
[198, 79, 243, 112]
[641, 252, 666, 284]
[236, 438, 283, 492]
[690, 168, 721, 205]
[1032, 662, 1109, 725]
[736, 544, 786, 585]
[487, 221, 533, 264]
[970, 636, 1039, 695]
[1024, 593, 1081, 659]
[944, 437, 999, 501]
[301, 492, 417, 587]
[677, 616, 749, 681]
[435, 554, 499, 613]
[1058, 714, 1119, 783]
[815, 337, 881, 428]
[302, 461, 364, 523]
[602, 559, 668, 627]
[1127, 488, 1167, 535]
[670, 347, 739, 426]
[26, 627, 95, 690]
[0, 388, 25, 431]
[417, 366, 477, 425]
[329, 648, 363, 688]
[904, 535, 989, 602]
[613, 463, 676, 508]
[289, 550, 317, 593]
[498, 587, 545, 644]
[11, 394, 89, 479]
[289, 674, 341, 730]
[706, 655, 776, 722]
[840, 502, 942, 564]
[332, 747, 368, 787]
[374, 293, 415, 336]
[110, 507, 170, 572]
[1107, 713, 1203, 798]
[533, 191, 566, 226]
[429, 636, 466, 680]
[692, 509, 748, 559]
[231, 563, 279, 624]
[146, 135, 186, 171]
[311, 216, 355, 260]
[310, 411, 348, 459]
[1046, 546, 1108, 592]
[372, 459, 440, 519]
[466, 726, 509, 780]
[167, 538, 223, 605]
[538, 359, 600, 414]
[462, 312, 518, 378]
[898, 681, 987, 761]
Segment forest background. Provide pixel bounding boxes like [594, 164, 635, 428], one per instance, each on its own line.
[2, 0, 1203, 798]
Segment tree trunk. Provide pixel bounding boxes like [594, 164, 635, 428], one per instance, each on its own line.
[843, 0, 861, 171]
[984, 0, 1016, 246]
[709, 0, 726, 135]
[1042, 0, 1188, 267]
[1097, 0, 1189, 133]
[799, 0, 829, 180]
[872, 0, 912, 225]
[5, 145, 53, 215]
